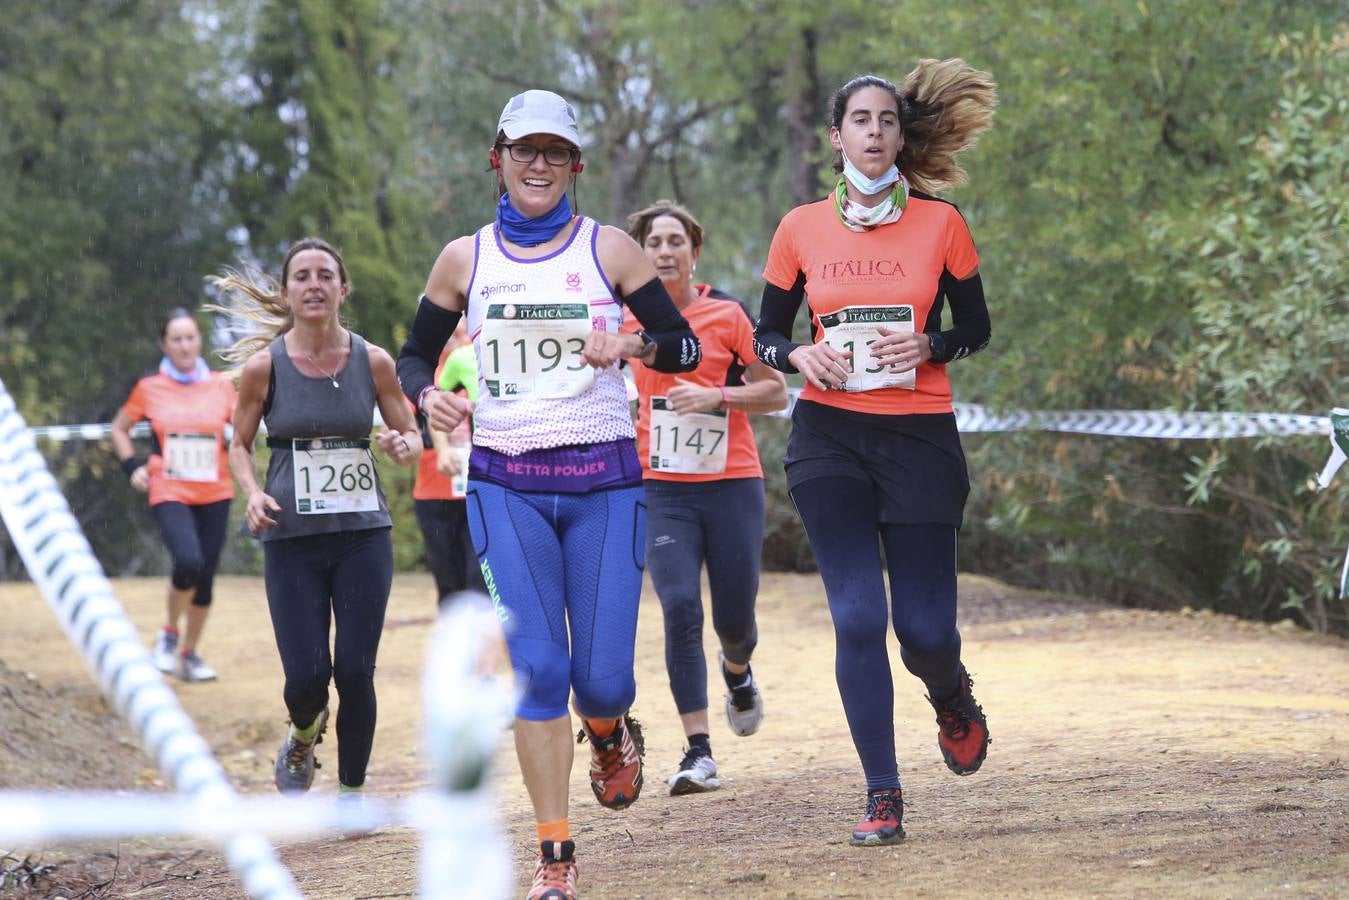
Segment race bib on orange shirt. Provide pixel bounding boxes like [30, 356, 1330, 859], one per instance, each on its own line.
[818, 305, 916, 392]
[163, 432, 219, 482]
[648, 398, 729, 474]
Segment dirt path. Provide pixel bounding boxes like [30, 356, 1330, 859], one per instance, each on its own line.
[1, 572, 1345, 898]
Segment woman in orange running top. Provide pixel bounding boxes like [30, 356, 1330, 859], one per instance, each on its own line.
[111, 308, 236, 683]
[753, 60, 997, 845]
[624, 200, 787, 796]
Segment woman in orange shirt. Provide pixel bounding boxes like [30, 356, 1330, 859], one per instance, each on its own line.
[111, 309, 236, 683]
[753, 61, 996, 844]
[625, 200, 787, 795]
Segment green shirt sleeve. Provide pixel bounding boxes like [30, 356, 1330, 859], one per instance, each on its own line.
[437, 345, 479, 403]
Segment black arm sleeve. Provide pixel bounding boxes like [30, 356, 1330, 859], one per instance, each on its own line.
[397, 296, 462, 404]
[927, 272, 990, 363]
[621, 277, 701, 373]
[753, 272, 807, 374]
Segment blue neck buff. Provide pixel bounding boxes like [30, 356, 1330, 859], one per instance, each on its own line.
[496, 193, 574, 247]
[160, 356, 210, 385]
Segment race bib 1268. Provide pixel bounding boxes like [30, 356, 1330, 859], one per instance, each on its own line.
[293, 438, 378, 514]
[818, 304, 916, 392]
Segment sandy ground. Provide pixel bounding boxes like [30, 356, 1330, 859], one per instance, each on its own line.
[1, 571, 1346, 899]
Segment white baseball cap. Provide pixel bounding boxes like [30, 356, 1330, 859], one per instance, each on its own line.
[497, 89, 582, 148]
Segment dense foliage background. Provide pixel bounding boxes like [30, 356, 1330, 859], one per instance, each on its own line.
[2, 1, 1344, 632]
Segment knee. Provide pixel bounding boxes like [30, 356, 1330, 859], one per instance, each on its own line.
[659, 591, 704, 641]
[332, 657, 375, 696]
[170, 554, 205, 590]
[510, 639, 571, 720]
[831, 602, 889, 652]
[572, 674, 635, 720]
[894, 617, 959, 660]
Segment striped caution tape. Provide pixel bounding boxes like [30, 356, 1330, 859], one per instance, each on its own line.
[28, 399, 1332, 441]
[768, 390, 1331, 439]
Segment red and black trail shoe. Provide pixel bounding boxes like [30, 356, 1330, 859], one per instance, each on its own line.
[928, 667, 990, 775]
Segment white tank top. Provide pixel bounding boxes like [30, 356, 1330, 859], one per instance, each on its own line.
[465, 216, 634, 454]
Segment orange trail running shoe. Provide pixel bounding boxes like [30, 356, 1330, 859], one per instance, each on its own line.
[928, 667, 990, 775]
[528, 840, 578, 900]
[850, 787, 904, 846]
[576, 713, 645, 810]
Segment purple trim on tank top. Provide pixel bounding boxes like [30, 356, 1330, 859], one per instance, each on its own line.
[494, 217, 582, 264]
[470, 439, 641, 493]
[590, 222, 618, 299]
[464, 229, 483, 316]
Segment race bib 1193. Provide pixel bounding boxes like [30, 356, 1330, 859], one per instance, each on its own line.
[480, 302, 594, 400]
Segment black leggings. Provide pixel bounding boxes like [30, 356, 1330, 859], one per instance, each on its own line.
[263, 528, 393, 788]
[790, 476, 962, 790]
[645, 478, 763, 715]
[414, 498, 486, 602]
[151, 500, 231, 606]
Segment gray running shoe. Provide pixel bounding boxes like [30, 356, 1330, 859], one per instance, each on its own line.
[721, 652, 764, 737]
[152, 629, 178, 674]
[667, 748, 721, 795]
[175, 651, 217, 683]
[274, 708, 329, 794]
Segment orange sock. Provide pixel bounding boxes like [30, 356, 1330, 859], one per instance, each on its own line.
[537, 818, 570, 844]
[584, 717, 618, 738]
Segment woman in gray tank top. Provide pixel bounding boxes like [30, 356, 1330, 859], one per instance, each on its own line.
[214, 237, 420, 805]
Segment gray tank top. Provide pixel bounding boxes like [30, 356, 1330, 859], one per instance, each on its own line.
[260, 333, 391, 541]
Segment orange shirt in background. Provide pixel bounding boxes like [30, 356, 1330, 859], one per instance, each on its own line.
[625, 285, 765, 482]
[120, 372, 236, 506]
[762, 193, 979, 416]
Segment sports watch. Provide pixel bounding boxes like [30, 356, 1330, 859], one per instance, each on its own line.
[635, 330, 658, 358]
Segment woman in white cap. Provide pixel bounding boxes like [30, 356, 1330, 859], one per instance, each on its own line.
[397, 88, 699, 899]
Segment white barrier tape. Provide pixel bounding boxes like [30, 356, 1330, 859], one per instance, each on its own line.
[28, 398, 1331, 443]
[761, 389, 1333, 439]
[0, 381, 300, 900]
[421, 597, 516, 900]
[0, 792, 496, 845]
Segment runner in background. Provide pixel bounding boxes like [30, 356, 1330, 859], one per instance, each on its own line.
[412, 322, 486, 604]
[214, 237, 421, 803]
[396, 89, 699, 899]
[753, 61, 997, 845]
[623, 200, 787, 795]
[111, 308, 235, 683]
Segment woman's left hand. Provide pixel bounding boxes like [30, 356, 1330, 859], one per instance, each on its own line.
[666, 378, 722, 415]
[583, 330, 644, 369]
[870, 327, 931, 375]
[376, 428, 420, 466]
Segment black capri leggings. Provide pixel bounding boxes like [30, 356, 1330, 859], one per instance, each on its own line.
[151, 499, 231, 607]
[263, 527, 394, 788]
[414, 498, 486, 602]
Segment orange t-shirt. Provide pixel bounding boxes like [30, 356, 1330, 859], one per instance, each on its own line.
[624, 285, 764, 482]
[761, 193, 979, 415]
[412, 352, 471, 501]
[120, 372, 236, 506]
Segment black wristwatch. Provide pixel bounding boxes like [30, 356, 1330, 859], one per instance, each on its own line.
[925, 331, 947, 362]
[635, 330, 658, 358]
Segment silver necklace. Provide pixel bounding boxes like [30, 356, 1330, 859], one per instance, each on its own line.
[306, 352, 341, 388]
